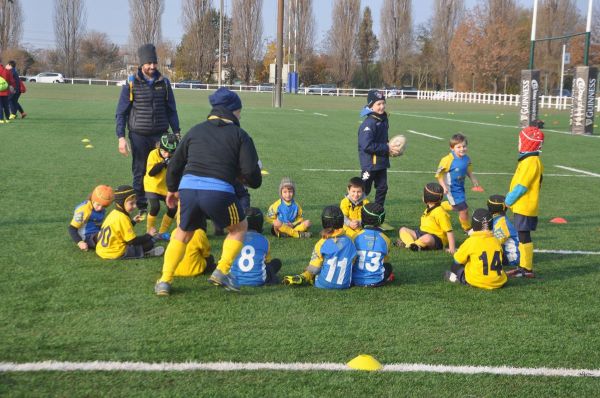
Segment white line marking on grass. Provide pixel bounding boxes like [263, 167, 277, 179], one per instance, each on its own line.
[301, 168, 597, 178]
[555, 165, 600, 177]
[535, 249, 600, 255]
[293, 108, 304, 112]
[313, 112, 328, 117]
[1, 361, 599, 377]
[406, 129, 444, 140]
[392, 113, 600, 138]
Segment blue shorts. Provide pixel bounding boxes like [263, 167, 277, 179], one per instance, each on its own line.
[179, 189, 245, 232]
[416, 228, 444, 250]
[514, 214, 538, 231]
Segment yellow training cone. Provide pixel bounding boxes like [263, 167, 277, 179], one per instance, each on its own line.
[261, 169, 269, 175]
[346, 354, 382, 371]
[85, 144, 94, 149]
[81, 138, 90, 143]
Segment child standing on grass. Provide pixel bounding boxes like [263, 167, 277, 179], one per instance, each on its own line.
[267, 177, 312, 238]
[68, 185, 114, 251]
[487, 194, 520, 268]
[352, 203, 394, 287]
[397, 182, 456, 253]
[283, 206, 357, 289]
[504, 121, 545, 278]
[340, 177, 369, 239]
[445, 209, 507, 290]
[435, 133, 482, 233]
[96, 185, 164, 260]
[143, 133, 180, 240]
[230, 207, 282, 286]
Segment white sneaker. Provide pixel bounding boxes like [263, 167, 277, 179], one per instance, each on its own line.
[145, 246, 165, 257]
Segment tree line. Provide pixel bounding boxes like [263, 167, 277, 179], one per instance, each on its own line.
[0, 0, 598, 94]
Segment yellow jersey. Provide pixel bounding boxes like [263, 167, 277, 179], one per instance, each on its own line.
[340, 196, 369, 238]
[419, 205, 453, 245]
[509, 154, 543, 216]
[453, 231, 507, 290]
[96, 209, 137, 259]
[144, 148, 168, 196]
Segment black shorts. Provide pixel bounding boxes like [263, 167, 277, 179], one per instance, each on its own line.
[513, 214, 538, 231]
[416, 228, 444, 250]
[179, 189, 245, 232]
[121, 244, 144, 259]
[452, 201, 468, 211]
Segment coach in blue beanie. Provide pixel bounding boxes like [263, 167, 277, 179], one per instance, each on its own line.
[209, 87, 242, 111]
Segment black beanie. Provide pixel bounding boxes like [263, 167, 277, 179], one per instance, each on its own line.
[138, 43, 158, 65]
[114, 185, 136, 210]
[367, 89, 385, 107]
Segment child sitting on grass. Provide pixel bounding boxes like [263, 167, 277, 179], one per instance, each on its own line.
[445, 208, 507, 290]
[267, 177, 311, 238]
[487, 194, 520, 268]
[96, 185, 164, 260]
[397, 182, 456, 253]
[68, 185, 114, 251]
[230, 207, 282, 286]
[352, 202, 394, 287]
[340, 176, 369, 239]
[283, 206, 356, 289]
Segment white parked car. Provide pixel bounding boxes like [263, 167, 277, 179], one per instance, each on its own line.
[28, 72, 65, 83]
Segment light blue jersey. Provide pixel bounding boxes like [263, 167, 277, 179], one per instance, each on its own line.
[436, 152, 472, 205]
[313, 235, 357, 290]
[353, 228, 389, 286]
[492, 214, 520, 266]
[230, 231, 270, 286]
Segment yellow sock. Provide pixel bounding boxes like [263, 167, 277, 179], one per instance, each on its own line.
[301, 270, 314, 284]
[441, 201, 453, 211]
[216, 238, 244, 274]
[519, 242, 534, 271]
[277, 224, 297, 238]
[413, 238, 427, 248]
[159, 215, 174, 234]
[159, 238, 188, 284]
[399, 229, 415, 247]
[146, 215, 156, 233]
[459, 217, 472, 232]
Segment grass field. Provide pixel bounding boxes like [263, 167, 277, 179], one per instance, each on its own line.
[1, 84, 600, 397]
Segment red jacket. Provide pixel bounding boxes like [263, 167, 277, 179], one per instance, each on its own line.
[0, 64, 15, 96]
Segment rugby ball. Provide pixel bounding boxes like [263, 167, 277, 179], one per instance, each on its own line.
[389, 134, 407, 157]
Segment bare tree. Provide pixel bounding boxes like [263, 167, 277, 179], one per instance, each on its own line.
[230, 0, 262, 84]
[54, 0, 86, 77]
[355, 6, 378, 88]
[0, 0, 22, 52]
[380, 0, 412, 86]
[129, 0, 164, 52]
[285, 0, 315, 74]
[79, 31, 120, 78]
[178, 0, 218, 80]
[431, 0, 464, 89]
[327, 0, 360, 86]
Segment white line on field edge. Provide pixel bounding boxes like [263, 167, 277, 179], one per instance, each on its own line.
[313, 112, 328, 117]
[1, 361, 599, 377]
[554, 165, 600, 177]
[534, 249, 600, 255]
[301, 168, 598, 178]
[392, 112, 600, 138]
[293, 108, 304, 112]
[406, 129, 444, 140]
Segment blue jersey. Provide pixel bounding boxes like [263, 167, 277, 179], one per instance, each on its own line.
[230, 231, 270, 286]
[352, 228, 390, 286]
[436, 151, 472, 205]
[70, 200, 106, 239]
[492, 214, 520, 266]
[312, 234, 357, 289]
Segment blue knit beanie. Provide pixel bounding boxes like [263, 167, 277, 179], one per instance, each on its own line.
[367, 89, 385, 107]
[209, 87, 242, 111]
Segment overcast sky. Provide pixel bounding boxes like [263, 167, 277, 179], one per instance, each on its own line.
[20, 0, 590, 50]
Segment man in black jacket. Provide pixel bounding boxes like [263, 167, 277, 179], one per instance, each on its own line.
[115, 43, 180, 215]
[155, 88, 262, 296]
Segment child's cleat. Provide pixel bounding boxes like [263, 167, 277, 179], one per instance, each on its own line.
[156, 232, 171, 241]
[208, 269, 240, 292]
[145, 246, 165, 257]
[154, 281, 171, 296]
[20, 112, 27, 119]
[297, 231, 312, 238]
[409, 243, 422, 252]
[506, 267, 535, 278]
[444, 271, 459, 283]
[282, 274, 306, 286]
[8, 114, 16, 120]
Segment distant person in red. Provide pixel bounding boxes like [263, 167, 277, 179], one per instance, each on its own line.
[0, 59, 16, 123]
[6, 61, 26, 119]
